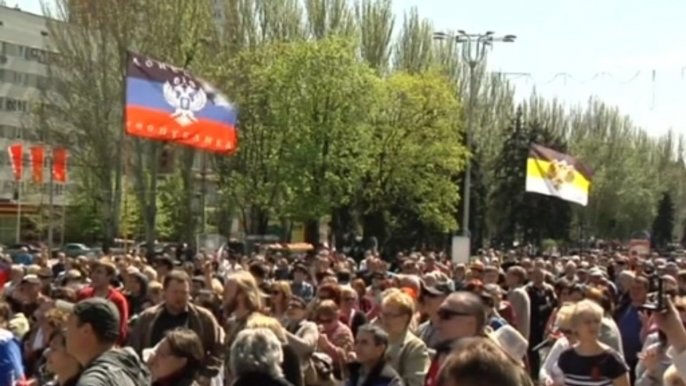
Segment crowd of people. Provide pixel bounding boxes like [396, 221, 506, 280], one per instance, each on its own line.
[1, 246, 686, 386]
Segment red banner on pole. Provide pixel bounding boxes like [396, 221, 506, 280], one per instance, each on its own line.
[52, 148, 67, 183]
[7, 144, 22, 181]
[30, 146, 44, 184]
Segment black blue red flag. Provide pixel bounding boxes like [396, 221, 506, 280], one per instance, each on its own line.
[124, 52, 238, 153]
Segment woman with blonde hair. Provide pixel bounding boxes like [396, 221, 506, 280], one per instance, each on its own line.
[247, 315, 303, 386]
[557, 299, 630, 386]
[270, 281, 292, 325]
[380, 290, 429, 386]
[539, 303, 576, 385]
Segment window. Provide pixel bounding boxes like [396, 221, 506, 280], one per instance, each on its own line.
[0, 98, 30, 112]
[0, 125, 21, 140]
[0, 69, 51, 89]
[0, 41, 56, 65]
[54, 183, 65, 196]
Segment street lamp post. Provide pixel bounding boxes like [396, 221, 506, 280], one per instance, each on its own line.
[433, 31, 516, 237]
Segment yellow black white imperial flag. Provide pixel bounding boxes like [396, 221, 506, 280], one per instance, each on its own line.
[525, 144, 593, 206]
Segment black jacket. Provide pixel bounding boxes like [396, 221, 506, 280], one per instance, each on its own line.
[347, 359, 403, 386]
[75, 347, 151, 386]
[234, 372, 294, 386]
[282, 344, 304, 386]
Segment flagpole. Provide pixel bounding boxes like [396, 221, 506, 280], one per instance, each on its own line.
[15, 180, 21, 243]
[47, 150, 54, 256]
[60, 185, 66, 246]
[200, 151, 207, 234]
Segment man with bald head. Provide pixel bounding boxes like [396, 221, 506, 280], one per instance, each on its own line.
[423, 291, 487, 386]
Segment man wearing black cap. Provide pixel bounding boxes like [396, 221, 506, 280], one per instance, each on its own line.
[62, 297, 151, 386]
[291, 264, 314, 301]
[417, 281, 454, 349]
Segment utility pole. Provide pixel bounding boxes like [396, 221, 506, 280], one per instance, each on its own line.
[433, 31, 516, 237]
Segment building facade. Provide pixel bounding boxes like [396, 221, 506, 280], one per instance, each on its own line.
[0, 5, 68, 242]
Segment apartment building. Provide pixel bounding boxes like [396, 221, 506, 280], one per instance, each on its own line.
[0, 5, 68, 242]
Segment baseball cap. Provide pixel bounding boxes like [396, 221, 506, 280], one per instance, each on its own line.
[58, 297, 121, 343]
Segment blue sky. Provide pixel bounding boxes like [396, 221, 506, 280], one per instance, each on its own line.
[20, 0, 686, 137]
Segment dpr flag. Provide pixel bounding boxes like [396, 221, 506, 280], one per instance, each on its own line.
[124, 52, 238, 153]
[525, 144, 593, 206]
[29, 146, 44, 184]
[7, 144, 22, 181]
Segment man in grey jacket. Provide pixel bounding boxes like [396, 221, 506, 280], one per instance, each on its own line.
[62, 297, 151, 386]
[506, 266, 531, 341]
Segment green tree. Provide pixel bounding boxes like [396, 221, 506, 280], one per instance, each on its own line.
[490, 107, 572, 247]
[519, 122, 572, 245]
[652, 192, 675, 249]
[490, 108, 528, 248]
[362, 71, 466, 249]
[36, 0, 143, 249]
[271, 39, 378, 243]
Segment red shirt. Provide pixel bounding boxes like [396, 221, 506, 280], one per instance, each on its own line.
[77, 286, 129, 344]
[424, 356, 442, 386]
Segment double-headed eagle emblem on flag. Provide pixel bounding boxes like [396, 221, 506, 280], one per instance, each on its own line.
[545, 159, 576, 190]
[163, 76, 207, 127]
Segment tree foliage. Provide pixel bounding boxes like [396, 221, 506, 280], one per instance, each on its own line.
[652, 192, 675, 249]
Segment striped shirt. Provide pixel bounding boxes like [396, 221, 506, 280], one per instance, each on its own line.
[557, 347, 628, 386]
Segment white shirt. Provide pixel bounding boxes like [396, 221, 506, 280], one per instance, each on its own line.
[540, 336, 570, 384]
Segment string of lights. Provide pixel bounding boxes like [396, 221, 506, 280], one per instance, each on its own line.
[496, 68, 686, 85]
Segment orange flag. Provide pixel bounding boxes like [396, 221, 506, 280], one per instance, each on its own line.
[52, 148, 67, 183]
[7, 144, 22, 181]
[30, 146, 44, 184]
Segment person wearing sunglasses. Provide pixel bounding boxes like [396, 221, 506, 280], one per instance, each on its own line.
[284, 297, 320, 385]
[270, 281, 293, 325]
[314, 300, 353, 380]
[417, 281, 453, 350]
[381, 291, 429, 386]
[424, 291, 487, 386]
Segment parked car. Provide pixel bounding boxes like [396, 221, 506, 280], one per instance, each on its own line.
[62, 243, 96, 258]
[5, 243, 41, 258]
